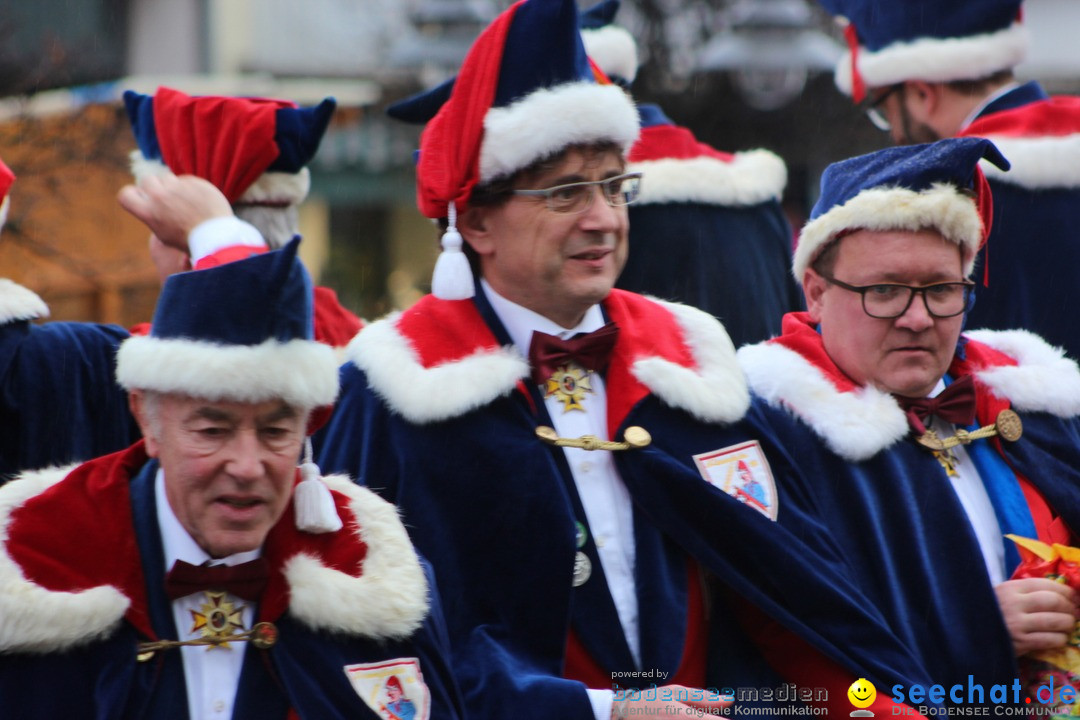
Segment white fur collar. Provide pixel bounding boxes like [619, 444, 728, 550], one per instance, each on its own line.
[284, 475, 429, 640]
[0, 278, 49, 324]
[964, 329, 1080, 416]
[979, 134, 1080, 189]
[347, 298, 749, 426]
[630, 149, 787, 207]
[0, 470, 428, 653]
[738, 329, 1080, 462]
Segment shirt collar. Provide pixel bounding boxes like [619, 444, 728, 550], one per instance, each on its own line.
[155, 468, 262, 569]
[480, 278, 606, 354]
[959, 81, 1021, 132]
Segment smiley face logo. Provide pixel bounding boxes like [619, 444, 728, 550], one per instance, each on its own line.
[848, 678, 877, 709]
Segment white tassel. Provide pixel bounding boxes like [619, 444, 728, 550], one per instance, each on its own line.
[294, 439, 343, 533]
[431, 201, 475, 300]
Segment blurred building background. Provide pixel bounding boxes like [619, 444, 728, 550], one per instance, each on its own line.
[0, 0, 1078, 325]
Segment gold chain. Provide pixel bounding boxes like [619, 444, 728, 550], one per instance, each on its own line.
[535, 425, 652, 451]
[136, 621, 278, 661]
[915, 409, 1023, 451]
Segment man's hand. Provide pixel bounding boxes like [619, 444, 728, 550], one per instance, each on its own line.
[995, 577, 1079, 656]
[118, 174, 233, 251]
[612, 685, 732, 719]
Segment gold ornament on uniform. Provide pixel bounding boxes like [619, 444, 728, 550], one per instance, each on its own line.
[915, 409, 1023, 451]
[544, 363, 594, 412]
[136, 618, 278, 662]
[190, 591, 246, 649]
[535, 425, 652, 451]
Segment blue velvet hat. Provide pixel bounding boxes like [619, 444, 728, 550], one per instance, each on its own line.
[578, 0, 638, 88]
[793, 138, 1010, 282]
[116, 238, 339, 409]
[817, 0, 1027, 101]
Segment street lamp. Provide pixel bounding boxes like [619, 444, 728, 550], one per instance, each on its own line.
[697, 0, 843, 111]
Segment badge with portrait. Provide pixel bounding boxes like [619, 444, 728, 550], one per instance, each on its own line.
[344, 657, 430, 720]
[693, 440, 778, 520]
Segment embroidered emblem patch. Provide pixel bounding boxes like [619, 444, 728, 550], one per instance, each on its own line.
[693, 440, 778, 520]
[344, 657, 431, 720]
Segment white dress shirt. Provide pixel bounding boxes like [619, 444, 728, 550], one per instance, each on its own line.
[483, 280, 636, 720]
[156, 470, 261, 720]
[925, 380, 1007, 585]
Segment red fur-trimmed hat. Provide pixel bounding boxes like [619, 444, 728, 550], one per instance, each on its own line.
[123, 87, 335, 207]
[408, 0, 639, 299]
[0, 158, 13, 230]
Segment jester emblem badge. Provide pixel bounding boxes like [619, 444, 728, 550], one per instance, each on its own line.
[544, 362, 594, 412]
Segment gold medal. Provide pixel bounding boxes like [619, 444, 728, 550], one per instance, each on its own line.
[995, 409, 1023, 442]
[544, 362, 594, 412]
[190, 591, 246, 650]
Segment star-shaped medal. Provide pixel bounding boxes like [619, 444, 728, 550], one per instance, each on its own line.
[544, 363, 594, 412]
[189, 591, 246, 650]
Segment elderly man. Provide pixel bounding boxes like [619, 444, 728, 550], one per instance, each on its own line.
[739, 137, 1080, 697]
[316, 1, 943, 718]
[0, 237, 461, 719]
[818, 0, 1080, 361]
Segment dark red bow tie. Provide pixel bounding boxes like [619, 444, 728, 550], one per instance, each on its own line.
[895, 374, 977, 435]
[164, 558, 269, 601]
[528, 322, 620, 386]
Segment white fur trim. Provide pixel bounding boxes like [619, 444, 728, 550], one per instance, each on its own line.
[0, 195, 10, 231]
[0, 279, 49, 323]
[835, 23, 1028, 96]
[0, 469, 428, 651]
[793, 184, 983, 283]
[632, 299, 750, 424]
[116, 336, 339, 408]
[738, 329, 1080, 461]
[129, 151, 309, 205]
[128, 150, 173, 184]
[738, 341, 910, 462]
[631, 150, 786, 206]
[978, 134, 1080, 189]
[581, 25, 639, 84]
[964, 329, 1080, 415]
[347, 313, 530, 425]
[0, 466, 131, 653]
[480, 83, 639, 182]
[350, 299, 748, 425]
[237, 168, 309, 206]
[285, 475, 429, 639]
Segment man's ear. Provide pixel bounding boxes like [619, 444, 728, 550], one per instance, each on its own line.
[803, 267, 828, 323]
[128, 390, 160, 458]
[458, 205, 494, 255]
[902, 80, 940, 124]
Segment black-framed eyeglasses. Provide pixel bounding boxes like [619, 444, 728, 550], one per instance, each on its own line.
[861, 84, 903, 132]
[821, 273, 975, 319]
[512, 172, 643, 214]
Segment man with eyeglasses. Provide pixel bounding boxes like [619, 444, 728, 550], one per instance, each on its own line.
[819, 0, 1080, 363]
[739, 138, 1080, 691]
[315, 1, 943, 718]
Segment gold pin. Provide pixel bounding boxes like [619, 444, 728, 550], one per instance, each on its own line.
[535, 426, 652, 451]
